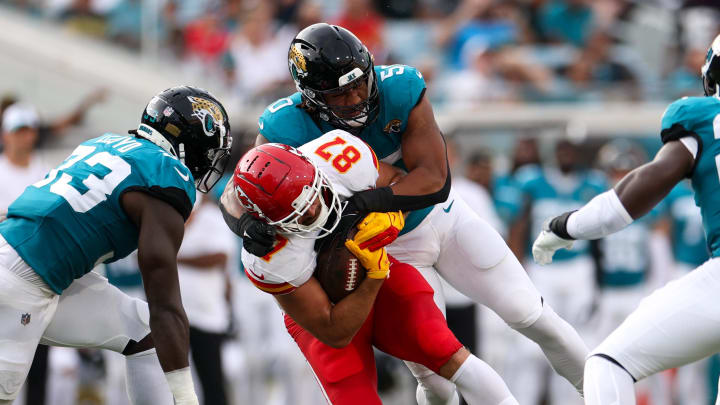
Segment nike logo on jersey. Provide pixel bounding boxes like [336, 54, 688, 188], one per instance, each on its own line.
[443, 200, 455, 213]
[174, 167, 190, 181]
[259, 120, 264, 130]
[247, 267, 265, 280]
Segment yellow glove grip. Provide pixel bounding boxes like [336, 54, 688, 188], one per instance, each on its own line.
[344, 239, 390, 279]
[353, 211, 405, 245]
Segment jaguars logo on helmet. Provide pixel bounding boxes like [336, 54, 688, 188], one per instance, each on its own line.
[289, 43, 308, 80]
[131, 86, 232, 193]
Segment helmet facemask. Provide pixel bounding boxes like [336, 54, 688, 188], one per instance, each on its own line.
[265, 163, 342, 239]
[305, 66, 380, 133]
[196, 138, 232, 193]
[702, 35, 720, 97]
[185, 97, 232, 193]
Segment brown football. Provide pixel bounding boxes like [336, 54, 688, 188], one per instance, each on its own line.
[315, 226, 366, 303]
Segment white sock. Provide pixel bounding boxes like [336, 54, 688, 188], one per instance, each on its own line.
[125, 348, 174, 405]
[450, 355, 518, 405]
[514, 304, 588, 393]
[584, 356, 635, 405]
[415, 372, 459, 405]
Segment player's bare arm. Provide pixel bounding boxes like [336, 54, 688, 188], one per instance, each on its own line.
[393, 94, 448, 196]
[219, 177, 246, 218]
[275, 276, 384, 348]
[122, 190, 190, 373]
[377, 161, 405, 188]
[613, 141, 694, 219]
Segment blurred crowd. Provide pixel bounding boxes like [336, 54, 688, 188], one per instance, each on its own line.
[3, 0, 720, 404]
[2, 0, 720, 107]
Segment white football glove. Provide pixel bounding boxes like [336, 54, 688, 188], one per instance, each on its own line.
[532, 227, 574, 265]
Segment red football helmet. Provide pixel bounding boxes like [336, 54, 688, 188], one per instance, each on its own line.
[233, 143, 342, 238]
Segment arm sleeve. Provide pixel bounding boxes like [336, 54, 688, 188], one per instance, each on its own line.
[660, 99, 703, 176]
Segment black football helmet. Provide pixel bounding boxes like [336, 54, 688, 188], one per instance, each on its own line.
[288, 23, 379, 132]
[702, 34, 720, 97]
[131, 86, 232, 193]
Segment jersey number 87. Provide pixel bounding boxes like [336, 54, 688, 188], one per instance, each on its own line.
[314, 136, 361, 173]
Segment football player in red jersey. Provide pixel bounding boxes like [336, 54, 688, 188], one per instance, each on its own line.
[220, 130, 519, 405]
[237, 24, 588, 402]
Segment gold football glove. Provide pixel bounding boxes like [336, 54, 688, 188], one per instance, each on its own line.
[344, 239, 390, 279]
[352, 211, 405, 251]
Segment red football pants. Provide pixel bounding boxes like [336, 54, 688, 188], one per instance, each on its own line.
[284, 257, 463, 405]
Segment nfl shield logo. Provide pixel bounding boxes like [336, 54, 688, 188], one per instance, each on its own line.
[20, 313, 30, 326]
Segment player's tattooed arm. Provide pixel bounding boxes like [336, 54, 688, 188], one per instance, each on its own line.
[121, 191, 190, 373]
[275, 276, 384, 348]
[219, 177, 246, 219]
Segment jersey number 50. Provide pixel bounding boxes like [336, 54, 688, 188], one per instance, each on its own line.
[33, 145, 131, 213]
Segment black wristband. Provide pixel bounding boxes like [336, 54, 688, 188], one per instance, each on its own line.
[348, 187, 394, 213]
[388, 164, 452, 212]
[548, 210, 577, 240]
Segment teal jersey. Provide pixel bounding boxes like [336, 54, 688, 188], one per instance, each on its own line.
[0, 134, 196, 294]
[664, 182, 709, 267]
[259, 64, 430, 234]
[515, 166, 607, 261]
[597, 205, 662, 287]
[493, 172, 524, 226]
[661, 96, 720, 257]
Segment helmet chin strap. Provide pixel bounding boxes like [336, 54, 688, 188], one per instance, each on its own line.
[136, 124, 179, 159]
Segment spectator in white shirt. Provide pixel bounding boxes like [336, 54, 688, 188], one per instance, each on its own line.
[0, 103, 48, 216]
[178, 195, 237, 405]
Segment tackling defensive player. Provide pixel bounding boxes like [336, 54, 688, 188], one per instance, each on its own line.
[0, 86, 231, 405]
[234, 23, 588, 402]
[532, 34, 720, 405]
[221, 129, 518, 405]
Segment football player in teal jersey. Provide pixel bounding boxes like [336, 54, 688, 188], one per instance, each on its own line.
[532, 34, 720, 404]
[224, 23, 589, 404]
[0, 86, 231, 405]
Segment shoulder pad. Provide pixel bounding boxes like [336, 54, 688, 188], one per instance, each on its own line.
[241, 235, 317, 294]
[123, 141, 196, 218]
[300, 130, 379, 199]
[660, 97, 713, 144]
[376, 64, 426, 111]
[258, 93, 307, 146]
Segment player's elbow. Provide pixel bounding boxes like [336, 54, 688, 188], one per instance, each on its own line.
[320, 334, 353, 349]
[314, 325, 355, 348]
[424, 166, 451, 201]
